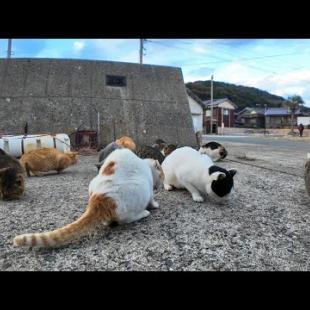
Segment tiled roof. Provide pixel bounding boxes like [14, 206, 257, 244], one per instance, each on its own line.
[186, 88, 205, 109]
[265, 107, 301, 116]
[203, 98, 237, 109]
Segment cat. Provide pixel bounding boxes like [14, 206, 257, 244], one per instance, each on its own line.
[163, 144, 178, 157]
[152, 139, 167, 156]
[97, 136, 136, 170]
[13, 148, 164, 248]
[115, 136, 136, 151]
[199, 142, 227, 162]
[0, 149, 25, 200]
[162, 146, 236, 202]
[135, 145, 165, 164]
[20, 148, 79, 177]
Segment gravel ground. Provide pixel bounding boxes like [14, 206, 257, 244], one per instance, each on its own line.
[1, 141, 310, 271]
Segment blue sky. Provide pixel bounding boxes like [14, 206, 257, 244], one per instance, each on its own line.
[1, 38, 310, 106]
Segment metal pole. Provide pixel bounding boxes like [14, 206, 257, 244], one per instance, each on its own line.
[139, 39, 143, 64]
[7, 39, 12, 58]
[97, 111, 100, 147]
[264, 104, 267, 135]
[210, 74, 214, 133]
[221, 107, 224, 135]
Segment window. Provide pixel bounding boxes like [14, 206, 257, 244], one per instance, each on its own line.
[106, 75, 127, 87]
[224, 109, 229, 116]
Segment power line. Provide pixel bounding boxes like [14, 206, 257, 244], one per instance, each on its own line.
[163, 39, 310, 74]
[147, 40, 281, 74]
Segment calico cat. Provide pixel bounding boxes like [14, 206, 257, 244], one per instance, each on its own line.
[163, 144, 177, 156]
[97, 136, 136, 170]
[20, 148, 79, 177]
[199, 142, 227, 162]
[135, 145, 165, 164]
[0, 149, 25, 200]
[115, 136, 136, 151]
[152, 139, 167, 156]
[162, 146, 236, 202]
[13, 148, 164, 248]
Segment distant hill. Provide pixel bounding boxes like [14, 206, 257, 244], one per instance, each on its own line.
[186, 80, 289, 112]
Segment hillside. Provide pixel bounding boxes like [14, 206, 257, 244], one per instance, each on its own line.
[186, 80, 288, 112]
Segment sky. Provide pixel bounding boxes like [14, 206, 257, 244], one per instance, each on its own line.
[1, 38, 310, 106]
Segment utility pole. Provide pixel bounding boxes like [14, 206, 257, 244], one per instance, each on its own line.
[210, 74, 214, 134]
[139, 39, 147, 64]
[7, 39, 12, 58]
[139, 39, 143, 64]
[264, 104, 267, 135]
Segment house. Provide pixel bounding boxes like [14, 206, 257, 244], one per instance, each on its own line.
[237, 107, 266, 128]
[202, 98, 237, 133]
[237, 106, 302, 129]
[265, 107, 301, 129]
[186, 88, 205, 133]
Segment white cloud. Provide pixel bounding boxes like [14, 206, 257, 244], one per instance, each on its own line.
[191, 43, 209, 54]
[73, 41, 85, 53]
[184, 61, 310, 107]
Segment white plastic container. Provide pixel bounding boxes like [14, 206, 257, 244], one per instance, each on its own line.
[0, 133, 71, 157]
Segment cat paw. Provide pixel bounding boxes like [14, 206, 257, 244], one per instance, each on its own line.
[192, 194, 204, 202]
[151, 200, 160, 208]
[164, 184, 173, 191]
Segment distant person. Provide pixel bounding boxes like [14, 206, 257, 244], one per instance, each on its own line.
[298, 123, 304, 137]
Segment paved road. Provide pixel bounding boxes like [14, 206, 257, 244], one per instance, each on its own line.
[204, 135, 310, 152]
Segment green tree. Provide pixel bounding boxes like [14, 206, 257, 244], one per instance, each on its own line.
[284, 95, 305, 132]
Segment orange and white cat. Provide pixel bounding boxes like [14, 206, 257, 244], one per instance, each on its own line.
[20, 148, 79, 177]
[115, 136, 136, 151]
[13, 148, 164, 248]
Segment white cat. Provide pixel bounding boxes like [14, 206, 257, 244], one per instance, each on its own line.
[13, 149, 164, 248]
[162, 146, 236, 202]
[199, 142, 227, 162]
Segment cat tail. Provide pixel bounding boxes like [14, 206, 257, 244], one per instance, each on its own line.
[13, 193, 118, 248]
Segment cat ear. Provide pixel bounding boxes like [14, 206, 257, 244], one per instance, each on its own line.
[95, 163, 102, 171]
[211, 171, 226, 181]
[229, 169, 237, 177]
[154, 160, 161, 169]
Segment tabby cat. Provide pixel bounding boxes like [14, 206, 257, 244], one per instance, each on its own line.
[0, 149, 25, 200]
[20, 148, 79, 176]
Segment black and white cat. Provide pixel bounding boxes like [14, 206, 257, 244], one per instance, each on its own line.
[199, 142, 227, 162]
[162, 146, 236, 202]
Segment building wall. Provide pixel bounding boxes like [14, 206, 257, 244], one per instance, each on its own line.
[266, 115, 297, 128]
[188, 96, 203, 132]
[0, 59, 197, 147]
[204, 107, 235, 133]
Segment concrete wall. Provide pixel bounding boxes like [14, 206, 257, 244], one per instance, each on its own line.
[0, 58, 197, 147]
[218, 127, 310, 136]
